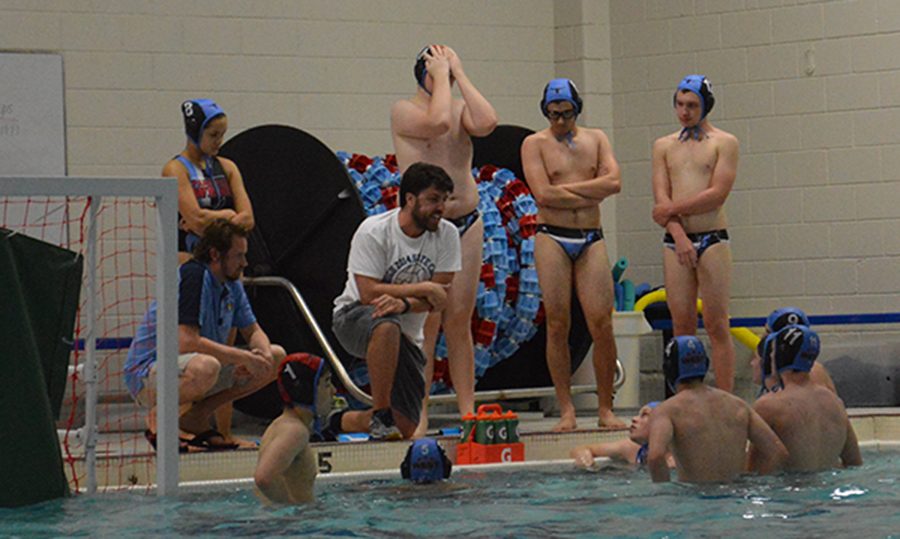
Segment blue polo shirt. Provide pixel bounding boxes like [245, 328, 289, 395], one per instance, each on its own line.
[123, 260, 256, 397]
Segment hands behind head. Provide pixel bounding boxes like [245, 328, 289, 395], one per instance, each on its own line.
[426, 44, 464, 78]
[424, 45, 451, 79]
[441, 45, 463, 76]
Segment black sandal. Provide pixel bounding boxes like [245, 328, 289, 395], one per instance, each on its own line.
[144, 429, 193, 453]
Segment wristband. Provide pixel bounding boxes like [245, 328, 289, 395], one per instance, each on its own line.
[400, 297, 411, 314]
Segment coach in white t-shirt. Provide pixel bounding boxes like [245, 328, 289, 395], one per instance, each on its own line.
[331, 162, 462, 440]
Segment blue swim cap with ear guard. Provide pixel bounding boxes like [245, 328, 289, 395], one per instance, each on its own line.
[760, 325, 820, 379]
[182, 99, 225, 146]
[414, 46, 431, 94]
[673, 75, 715, 120]
[664, 336, 709, 393]
[540, 78, 583, 116]
[400, 437, 452, 483]
[765, 307, 811, 334]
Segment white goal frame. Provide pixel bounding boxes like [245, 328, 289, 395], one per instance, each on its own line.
[0, 176, 180, 495]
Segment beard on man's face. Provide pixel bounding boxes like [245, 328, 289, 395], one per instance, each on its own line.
[412, 204, 441, 232]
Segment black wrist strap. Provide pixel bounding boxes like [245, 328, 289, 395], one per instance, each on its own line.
[401, 297, 411, 314]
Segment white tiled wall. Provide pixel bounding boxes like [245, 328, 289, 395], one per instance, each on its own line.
[0, 0, 554, 173]
[0, 0, 556, 378]
[609, 0, 900, 315]
[554, 0, 618, 256]
[3, 0, 897, 335]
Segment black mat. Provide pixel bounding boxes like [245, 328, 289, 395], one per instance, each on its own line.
[472, 124, 534, 187]
[220, 125, 365, 418]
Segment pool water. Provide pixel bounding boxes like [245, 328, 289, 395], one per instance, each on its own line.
[3, 450, 898, 538]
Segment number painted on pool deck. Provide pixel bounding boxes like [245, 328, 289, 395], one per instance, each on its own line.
[501, 447, 512, 462]
[318, 451, 333, 473]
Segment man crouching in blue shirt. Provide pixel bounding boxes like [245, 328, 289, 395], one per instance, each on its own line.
[124, 219, 285, 450]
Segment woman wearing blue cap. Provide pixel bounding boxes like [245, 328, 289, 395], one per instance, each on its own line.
[164, 98, 254, 264]
[163, 99, 256, 447]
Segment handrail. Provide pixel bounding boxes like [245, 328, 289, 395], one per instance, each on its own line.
[242, 276, 625, 408]
[242, 276, 372, 406]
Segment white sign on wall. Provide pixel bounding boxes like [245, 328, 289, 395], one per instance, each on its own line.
[0, 53, 66, 175]
[0, 53, 67, 246]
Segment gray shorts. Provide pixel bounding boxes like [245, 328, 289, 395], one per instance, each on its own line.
[332, 302, 425, 426]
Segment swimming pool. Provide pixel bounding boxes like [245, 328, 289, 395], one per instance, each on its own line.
[3, 450, 897, 537]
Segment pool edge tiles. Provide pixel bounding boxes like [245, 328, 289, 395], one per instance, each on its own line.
[873, 413, 900, 442]
[72, 426, 631, 490]
[851, 416, 877, 442]
[70, 409, 900, 491]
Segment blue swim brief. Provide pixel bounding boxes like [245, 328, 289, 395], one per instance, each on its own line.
[662, 229, 729, 259]
[536, 223, 604, 262]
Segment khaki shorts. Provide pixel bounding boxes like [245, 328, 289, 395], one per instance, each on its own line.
[133, 353, 237, 408]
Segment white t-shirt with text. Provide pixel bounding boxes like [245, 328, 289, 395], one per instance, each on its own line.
[334, 208, 462, 346]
